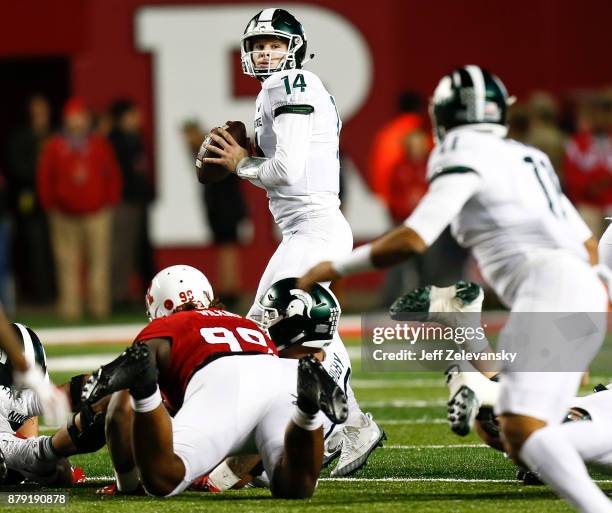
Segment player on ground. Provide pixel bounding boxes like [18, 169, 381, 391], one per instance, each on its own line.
[83, 265, 348, 498]
[298, 66, 612, 513]
[0, 323, 101, 486]
[0, 306, 69, 425]
[192, 277, 373, 492]
[200, 8, 384, 476]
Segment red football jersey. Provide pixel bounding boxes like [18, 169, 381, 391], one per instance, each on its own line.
[134, 308, 278, 410]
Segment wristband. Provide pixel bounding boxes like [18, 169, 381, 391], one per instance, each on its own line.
[236, 157, 269, 180]
[332, 244, 374, 277]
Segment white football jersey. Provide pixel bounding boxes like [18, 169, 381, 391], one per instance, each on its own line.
[409, 126, 591, 304]
[253, 68, 342, 230]
[0, 386, 40, 434]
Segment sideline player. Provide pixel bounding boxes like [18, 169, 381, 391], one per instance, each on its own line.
[299, 66, 612, 512]
[83, 265, 348, 498]
[199, 8, 383, 476]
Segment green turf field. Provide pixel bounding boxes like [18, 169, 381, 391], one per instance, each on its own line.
[8, 336, 612, 512]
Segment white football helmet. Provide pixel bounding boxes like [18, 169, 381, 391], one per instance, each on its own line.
[145, 265, 214, 320]
[241, 8, 308, 80]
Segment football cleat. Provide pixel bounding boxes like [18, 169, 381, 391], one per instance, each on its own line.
[322, 429, 344, 467]
[246, 471, 270, 489]
[297, 355, 348, 424]
[390, 280, 483, 327]
[516, 466, 543, 486]
[330, 413, 386, 477]
[71, 466, 87, 484]
[189, 475, 222, 493]
[82, 343, 156, 405]
[445, 365, 480, 437]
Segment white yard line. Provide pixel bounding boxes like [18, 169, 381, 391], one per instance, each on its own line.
[39, 418, 449, 430]
[34, 315, 362, 345]
[47, 354, 114, 372]
[82, 476, 612, 484]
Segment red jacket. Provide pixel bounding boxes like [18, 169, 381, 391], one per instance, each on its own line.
[368, 113, 432, 206]
[564, 131, 612, 208]
[387, 158, 429, 224]
[37, 133, 122, 215]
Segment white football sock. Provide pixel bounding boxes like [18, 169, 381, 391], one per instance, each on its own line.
[207, 460, 241, 491]
[520, 426, 612, 513]
[345, 383, 364, 425]
[292, 407, 323, 431]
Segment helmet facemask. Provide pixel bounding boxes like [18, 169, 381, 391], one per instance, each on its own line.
[241, 32, 304, 80]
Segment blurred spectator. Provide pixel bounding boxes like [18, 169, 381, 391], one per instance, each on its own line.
[507, 103, 530, 142]
[526, 92, 566, 178]
[94, 110, 114, 137]
[564, 90, 612, 238]
[183, 120, 248, 310]
[0, 169, 11, 311]
[37, 97, 122, 321]
[108, 99, 154, 310]
[6, 95, 56, 305]
[368, 92, 425, 205]
[386, 130, 430, 223]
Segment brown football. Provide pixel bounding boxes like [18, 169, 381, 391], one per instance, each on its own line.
[195, 120, 248, 184]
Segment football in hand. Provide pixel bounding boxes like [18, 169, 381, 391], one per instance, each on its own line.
[195, 120, 248, 184]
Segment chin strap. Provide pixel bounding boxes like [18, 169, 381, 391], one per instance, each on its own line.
[301, 53, 315, 66]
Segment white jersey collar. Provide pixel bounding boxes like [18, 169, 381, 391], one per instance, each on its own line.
[446, 123, 508, 139]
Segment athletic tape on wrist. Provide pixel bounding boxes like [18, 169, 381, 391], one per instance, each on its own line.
[131, 387, 162, 413]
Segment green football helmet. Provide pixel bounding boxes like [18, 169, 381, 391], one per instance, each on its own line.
[430, 65, 513, 142]
[0, 323, 48, 388]
[241, 8, 308, 80]
[256, 278, 340, 351]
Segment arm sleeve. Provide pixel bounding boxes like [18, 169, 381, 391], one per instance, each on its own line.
[560, 193, 592, 243]
[24, 389, 43, 418]
[404, 171, 482, 246]
[256, 109, 312, 188]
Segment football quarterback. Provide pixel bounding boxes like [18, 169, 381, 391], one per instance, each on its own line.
[201, 7, 384, 478]
[299, 65, 611, 513]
